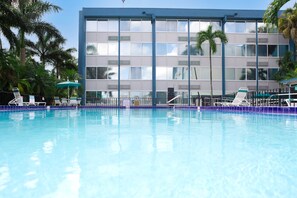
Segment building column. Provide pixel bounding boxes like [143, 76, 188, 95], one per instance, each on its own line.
[221, 17, 226, 96]
[256, 21, 259, 93]
[187, 19, 191, 106]
[151, 15, 156, 107]
[118, 19, 121, 107]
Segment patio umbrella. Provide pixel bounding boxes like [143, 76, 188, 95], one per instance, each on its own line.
[56, 81, 80, 99]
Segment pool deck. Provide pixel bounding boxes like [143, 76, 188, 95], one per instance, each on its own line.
[1, 105, 297, 115]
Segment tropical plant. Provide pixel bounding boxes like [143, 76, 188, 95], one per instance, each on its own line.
[0, 1, 23, 50]
[264, 0, 291, 26]
[14, 0, 63, 64]
[274, 51, 297, 81]
[196, 25, 228, 105]
[278, 4, 297, 45]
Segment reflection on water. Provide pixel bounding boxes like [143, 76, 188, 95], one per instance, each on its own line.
[1, 109, 297, 197]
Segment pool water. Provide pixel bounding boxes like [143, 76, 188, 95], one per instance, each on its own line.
[1, 108, 297, 198]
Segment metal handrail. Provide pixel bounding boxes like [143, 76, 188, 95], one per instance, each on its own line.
[166, 95, 181, 104]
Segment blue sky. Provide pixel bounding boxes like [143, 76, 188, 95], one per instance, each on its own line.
[44, 0, 295, 55]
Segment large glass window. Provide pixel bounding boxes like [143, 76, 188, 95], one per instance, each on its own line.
[108, 43, 118, 56]
[247, 45, 256, 56]
[258, 45, 267, 56]
[141, 20, 152, 32]
[268, 68, 278, 80]
[86, 43, 98, 55]
[236, 68, 246, 80]
[257, 22, 267, 33]
[107, 67, 118, 79]
[191, 67, 199, 79]
[98, 43, 108, 55]
[86, 67, 96, 79]
[120, 20, 130, 31]
[131, 43, 142, 56]
[86, 20, 97, 32]
[177, 20, 188, 32]
[210, 21, 221, 31]
[190, 21, 199, 32]
[279, 45, 289, 56]
[268, 45, 278, 57]
[200, 21, 210, 31]
[225, 44, 236, 56]
[157, 43, 167, 56]
[156, 20, 166, 31]
[225, 22, 236, 33]
[226, 68, 235, 80]
[97, 67, 107, 79]
[167, 20, 177, 32]
[120, 67, 129, 80]
[246, 22, 256, 33]
[130, 20, 142, 32]
[142, 67, 152, 80]
[108, 20, 118, 32]
[178, 43, 188, 55]
[189, 44, 199, 56]
[131, 67, 142, 79]
[143, 43, 152, 56]
[247, 68, 256, 80]
[156, 67, 167, 80]
[98, 20, 108, 32]
[120, 42, 131, 56]
[173, 67, 187, 80]
[258, 68, 267, 80]
[167, 44, 178, 56]
[235, 44, 245, 56]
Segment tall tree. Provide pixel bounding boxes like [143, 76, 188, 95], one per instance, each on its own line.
[196, 25, 228, 105]
[0, 1, 23, 50]
[15, 0, 62, 64]
[263, 0, 291, 25]
[278, 4, 297, 45]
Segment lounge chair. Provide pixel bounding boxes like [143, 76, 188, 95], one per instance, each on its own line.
[54, 97, 62, 106]
[61, 98, 68, 106]
[69, 97, 78, 106]
[215, 87, 250, 106]
[285, 99, 297, 107]
[77, 97, 81, 106]
[24, 95, 46, 106]
[8, 87, 23, 106]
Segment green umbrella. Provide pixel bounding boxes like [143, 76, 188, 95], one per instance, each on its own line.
[56, 81, 80, 99]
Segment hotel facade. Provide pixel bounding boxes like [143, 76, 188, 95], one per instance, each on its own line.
[78, 8, 292, 106]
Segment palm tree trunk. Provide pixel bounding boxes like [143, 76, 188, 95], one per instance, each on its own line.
[209, 46, 213, 106]
[20, 30, 26, 65]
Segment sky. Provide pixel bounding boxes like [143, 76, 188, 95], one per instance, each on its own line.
[29, 0, 297, 56]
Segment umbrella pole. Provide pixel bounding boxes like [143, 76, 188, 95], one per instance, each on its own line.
[68, 86, 69, 100]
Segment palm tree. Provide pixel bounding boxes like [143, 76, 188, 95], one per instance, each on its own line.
[264, 0, 291, 25]
[15, 0, 62, 64]
[196, 25, 228, 105]
[0, 1, 23, 50]
[278, 4, 297, 45]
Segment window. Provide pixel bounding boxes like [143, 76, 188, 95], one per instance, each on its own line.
[120, 42, 131, 56]
[247, 45, 256, 56]
[167, 20, 177, 32]
[86, 20, 97, 32]
[130, 20, 142, 32]
[257, 22, 267, 33]
[131, 67, 142, 79]
[98, 43, 108, 55]
[268, 45, 278, 57]
[173, 67, 187, 80]
[107, 67, 118, 79]
[258, 45, 267, 57]
[235, 44, 245, 56]
[225, 44, 235, 56]
[191, 67, 199, 79]
[247, 68, 256, 80]
[141, 20, 152, 32]
[177, 20, 188, 32]
[246, 22, 256, 33]
[156, 67, 167, 80]
[236, 68, 246, 80]
[156, 20, 166, 31]
[178, 43, 188, 55]
[120, 20, 130, 31]
[200, 21, 210, 31]
[97, 67, 107, 79]
[98, 20, 108, 32]
[120, 67, 129, 80]
[142, 67, 152, 80]
[143, 43, 152, 56]
[86, 67, 96, 79]
[226, 68, 235, 80]
[258, 68, 267, 80]
[131, 43, 142, 56]
[108, 20, 118, 32]
[108, 43, 118, 56]
[268, 68, 278, 80]
[210, 21, 221, 31]
[190, 21, 199, 32]
[86, 43, 98, 55]
[279, 45, 288, 57]
[157, 43, 167, 56]
[167, 44, 178, 56]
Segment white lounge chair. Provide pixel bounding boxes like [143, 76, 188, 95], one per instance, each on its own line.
[8, 87, 23, 106]
[69, 97, 78, 106]
[215, 87, 250, 106]
[285, 99, 297, 107]
[25, 95, 46, 106]
[61, 98, 68, 106]
[54, 97, 62, 106]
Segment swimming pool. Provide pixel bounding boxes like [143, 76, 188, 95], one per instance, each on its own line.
[1, 108, 297, 197]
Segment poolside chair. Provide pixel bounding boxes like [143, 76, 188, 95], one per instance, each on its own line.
[285, 99, 297, 107]
[214, 87, 250, 106]
[8, 87, 23, 106]
[69, 97, 78, 106]
[61, 98, 68, 106]
[54, 97, 62, 106]
[77, 97, 81, 106]
[24, 95, 46, 106]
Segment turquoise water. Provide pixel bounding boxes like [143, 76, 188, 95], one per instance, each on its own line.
[1, 108, 297, 198]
